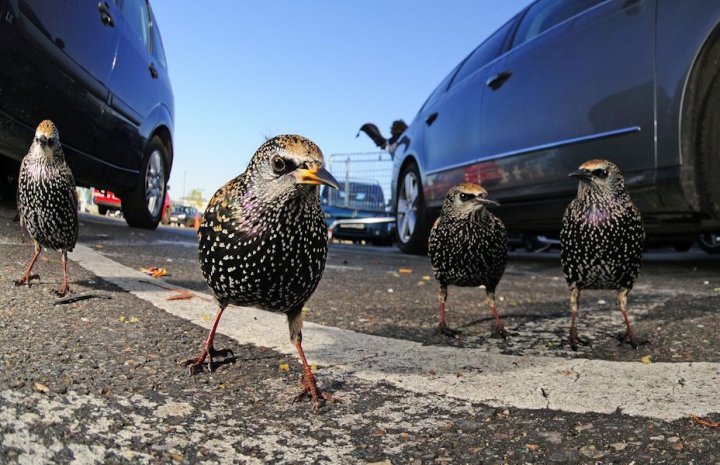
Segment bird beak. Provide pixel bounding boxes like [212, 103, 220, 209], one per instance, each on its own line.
[294, 165, 340, 190]
[474, 196, 499, 207]
[569, 169, 592, 182]
[37, 134, 48, 145]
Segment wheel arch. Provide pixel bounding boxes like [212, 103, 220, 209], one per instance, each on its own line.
[680, 21, 720, 220]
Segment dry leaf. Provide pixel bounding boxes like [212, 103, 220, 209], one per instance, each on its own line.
[429, 370, 437, 376]
[690, 414, 720, 428]
[422, 275, 431, 280]
[641, 356, 651, 364]
[119, 316, 126, 323]
[94, 244, 104, 249]
[279, 364, 290, 371]
[399, 268, 413, 274]
[140, 267, 167, 278]
[526, 444, 540, 451]
[166, 290, 194, 301]
[129, 316, 139, 323]
[34, 382, 49, 393]
[201, 313, 212, 321]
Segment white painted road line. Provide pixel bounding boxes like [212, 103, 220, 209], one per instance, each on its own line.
[71, 244, 720, 422]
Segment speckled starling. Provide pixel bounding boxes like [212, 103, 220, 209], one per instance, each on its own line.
[15, 120, 78, 297]
[183, 135, 340, 409]
[560, 159, 647, 350]
[428, 183, 509, 338]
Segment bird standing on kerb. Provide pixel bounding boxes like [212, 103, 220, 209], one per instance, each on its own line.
[560, 159, 648, 350]
[428, 183, 509, 338]
[184, 135, 340, 410]
[15, 120, 78, 297]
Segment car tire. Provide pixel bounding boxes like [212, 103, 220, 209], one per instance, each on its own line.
[697, 233, 720, 254]
[697, 68, 720, 220]
[395, 160, 431, 255]
[122, 136, 167, 229]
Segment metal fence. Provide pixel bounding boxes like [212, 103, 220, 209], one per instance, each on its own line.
[325, 152, 393, 213]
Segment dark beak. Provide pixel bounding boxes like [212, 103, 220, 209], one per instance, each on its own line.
[569, 169, 592, 182]
[474, 196, 499, 207]
[294, 165, 340, 190]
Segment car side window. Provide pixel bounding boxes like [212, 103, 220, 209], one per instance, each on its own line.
[512, 0, 607, 48]
[122, 0, 151, 50]
[150, 7, 168, 69]
[450, 19, 515, 86]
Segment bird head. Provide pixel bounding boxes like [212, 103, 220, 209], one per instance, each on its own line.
[249, 135, 340, 201]
[33, 120, 62, 158]
[569, 159, 627, 197]
[442, 182, 498, 216]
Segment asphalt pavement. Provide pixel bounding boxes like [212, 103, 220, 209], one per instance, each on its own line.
[1, 202, 719, 464]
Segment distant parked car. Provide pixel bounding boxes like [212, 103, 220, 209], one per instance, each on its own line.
[322, 181, 394, 246]
[0, 0, 174, 229]
[392, 0, 720, 254]
[169, 205, 199, 227]
[93, 189, 172, 223]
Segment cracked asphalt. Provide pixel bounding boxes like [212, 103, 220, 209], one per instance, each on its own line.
[1, 202, 719, 464]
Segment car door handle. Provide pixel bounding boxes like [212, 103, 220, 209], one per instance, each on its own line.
[97, 2, 114, 27]
[425, 112, 438, 126]
[486, 70, 513, 90]
[148, 63, 159, 79]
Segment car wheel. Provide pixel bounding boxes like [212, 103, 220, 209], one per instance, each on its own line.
[697, 68, 720, 220]
[395, 160, 430, 255]
[97, 205, 109, 216]
[697, 233, 720, 254]
[122, 136, 167, 229]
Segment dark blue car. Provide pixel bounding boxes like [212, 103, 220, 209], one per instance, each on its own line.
[392, 0, 720, 254]
[0, 0, 174, 229]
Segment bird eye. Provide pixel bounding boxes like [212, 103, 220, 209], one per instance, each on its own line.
[459, 193, 472, 202]
[47, 137, 55, 147]
[592, 169, 609, 179]
[271, 155, 286, 173]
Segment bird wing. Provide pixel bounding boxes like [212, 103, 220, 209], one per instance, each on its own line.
[357, 123, 388, 149]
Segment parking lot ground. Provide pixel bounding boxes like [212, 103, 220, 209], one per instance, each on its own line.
[1, 203, 719, 463]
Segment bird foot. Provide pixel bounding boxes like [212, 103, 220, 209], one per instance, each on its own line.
[617, 333, 650, 350]
[564, 329, 591, 351]
[439, 324, 461, 338]
[293, 374, 339, 413]
[53, 286, 71, 297]
[180, 345, 234, 375]
[14, 274, 40, 287]
[490, 326, 515, 340]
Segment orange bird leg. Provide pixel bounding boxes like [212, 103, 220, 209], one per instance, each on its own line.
[15, 242, 42, 286]
[438, 285, 459, 337]
[181, 303, 234, 374]
[292, 332, 338, 411]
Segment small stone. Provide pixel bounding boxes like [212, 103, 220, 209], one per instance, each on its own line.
[579, 445, 605, 459]
[610, 442, 627, 451]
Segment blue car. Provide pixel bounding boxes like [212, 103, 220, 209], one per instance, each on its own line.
[392, 0, 720, 254]
[0, 0, 174, 229]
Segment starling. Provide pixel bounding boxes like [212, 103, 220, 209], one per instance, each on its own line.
[428, 183, 509, 338]
[15, 120, 78, 297]
[560, 159, 647, 350]
[183, 135, 340, 409]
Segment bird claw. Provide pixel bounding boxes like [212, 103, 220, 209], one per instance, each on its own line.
[565, 329, 591, 351]
[439, 324, 461, 338]
[491, 327, 515, 340]
[180, 346, 234, 375]
[292, 374, 339, 412]
[618, 333, 650, 350]
[53, 286, 71, 297]
[14, 274, 40, 287]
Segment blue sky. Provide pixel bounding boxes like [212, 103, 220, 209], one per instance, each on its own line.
[151, 1, 533, 200]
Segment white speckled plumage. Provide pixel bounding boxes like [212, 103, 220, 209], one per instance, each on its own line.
[187, 135, 340, 410]
[428, 183, 509, 338]
[560, 159, 647, 350]
[15, 120, 78, 296]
